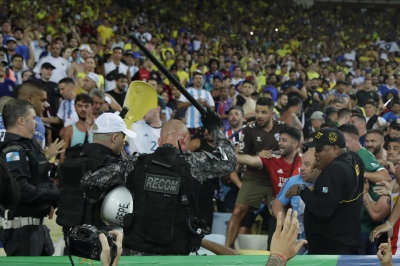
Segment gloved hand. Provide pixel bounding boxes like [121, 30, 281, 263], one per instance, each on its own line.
[201, 108, 221, 132]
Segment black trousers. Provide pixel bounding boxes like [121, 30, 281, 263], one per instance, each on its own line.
[0, 225, 54, 256]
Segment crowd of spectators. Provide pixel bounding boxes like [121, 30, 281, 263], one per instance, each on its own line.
[1, 0, 400, 259]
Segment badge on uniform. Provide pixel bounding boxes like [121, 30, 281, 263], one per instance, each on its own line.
[6, 152, 20, 162]
[322, 187, 328, 193]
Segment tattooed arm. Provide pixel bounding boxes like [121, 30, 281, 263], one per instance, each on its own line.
[266, 209, 307, 266]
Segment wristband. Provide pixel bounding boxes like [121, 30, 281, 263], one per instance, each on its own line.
[386, 220, 393, 229]
[270, 252, 287, 265]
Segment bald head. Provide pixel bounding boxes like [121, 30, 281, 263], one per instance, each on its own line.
[159, 120, 190, 150]
[300, 149, 320, 183]
[0, 96, 13, 113]
[302, 149, 316, 164]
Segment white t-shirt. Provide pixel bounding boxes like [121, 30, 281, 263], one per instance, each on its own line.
[33, 55, 68, 83]
[57, 99, 78, 127]
[104, 61, 128, 92]
[127, 119, 161, 154]
[179, 87, 215, 128]
[366, 116, 387, 130]
[231, 78, 244, 86]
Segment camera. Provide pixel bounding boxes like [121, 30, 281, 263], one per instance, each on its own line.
[67, 224, 116, 261]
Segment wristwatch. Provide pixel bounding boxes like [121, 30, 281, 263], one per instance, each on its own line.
[297, 184, 306, 195]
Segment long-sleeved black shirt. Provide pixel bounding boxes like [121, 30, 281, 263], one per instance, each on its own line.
[300, 151, 365, 255]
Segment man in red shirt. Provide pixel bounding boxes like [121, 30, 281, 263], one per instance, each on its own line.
[235, 127, 302, 197]
[235, 126, 302, 250]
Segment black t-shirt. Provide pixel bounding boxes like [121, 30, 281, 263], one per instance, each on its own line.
[239, 120, 288, 182]
[107, 90, 126, 107]
[42, 80, 61, 114]
[356, 90, 380, 107]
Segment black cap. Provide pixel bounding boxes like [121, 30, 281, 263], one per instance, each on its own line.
[390, 120, 400, 130]
[170, 64, 178, 71]
[41, 62, 56, 70]
[304, 128, 346, 148]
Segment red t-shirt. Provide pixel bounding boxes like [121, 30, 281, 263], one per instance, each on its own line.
[137, 68, 150, 81]
[260, 154, 302, 197]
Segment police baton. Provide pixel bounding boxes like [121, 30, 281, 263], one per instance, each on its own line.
[131, 36, 206, 115]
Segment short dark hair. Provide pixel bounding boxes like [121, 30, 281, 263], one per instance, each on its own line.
[289, 68, 297, 73]
[389, 138, 400, 145]
[58, 77, 74, 85]
[349, 94, 357, 101]
[13, 27, 23, 33]
[3, 99, 35, 129]
[15, 80, 44, 99]
[339, 123, 359, 137]
[112, 46, 123, 52]
[192, 72, 204, 79]
[75, 93, 93, 105]
[364, 100, 377, 108]
[350, 113, 366, 124]
[115, 73, 127, 81]
[256, 97, 274, 110]
[264, 90, 273, 97]
[278, 92, 287, 99]
[233, 65, 242, 71]
[147, 77, 159, 84]
[337, 108, 351, 119]
[287, 96, 302, 107]
[228, 105, 244, 116]
[11, 54, 23, 61]
[209, 58, 219, 68]
[242, 80, 253, 87]
[366, 129, 384, 138]
[280, 127, 301, 142]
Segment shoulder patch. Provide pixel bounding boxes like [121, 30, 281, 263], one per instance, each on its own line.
[6, 151, 20, 162]
[1, 145, 26, 154]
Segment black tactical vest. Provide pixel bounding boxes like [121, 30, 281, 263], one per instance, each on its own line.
[57, 152, 112, 228]
[0, 140, 51, 217]
[123, 145, 206, 255]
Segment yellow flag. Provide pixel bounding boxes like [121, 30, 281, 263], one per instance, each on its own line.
[123, 81, 158, 129]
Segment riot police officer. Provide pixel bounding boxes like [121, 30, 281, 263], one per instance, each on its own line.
[57, 112, 136, 230]
[81, 109, 237, 255]
[0, 99, 60, 256]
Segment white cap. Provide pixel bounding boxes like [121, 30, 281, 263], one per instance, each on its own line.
[86, 72, 99, 85]
[310, 111, 325, 120]
[93, 113, 137, 138]
[79, 44, 93, 53]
